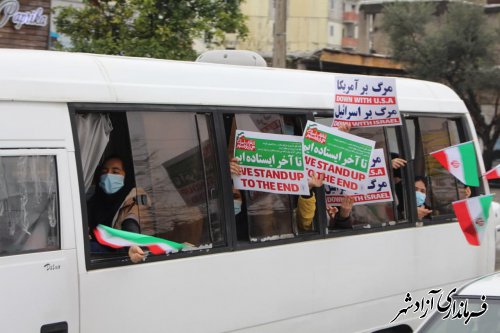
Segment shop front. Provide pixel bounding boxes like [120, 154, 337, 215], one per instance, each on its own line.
[0, 0, 50, 49]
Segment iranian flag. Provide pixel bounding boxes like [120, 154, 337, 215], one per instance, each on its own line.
[484, 164, 500, 180]
[452, 195, 494, 246]
[430, 141, 479, 187]
[94, 224, 185, 254]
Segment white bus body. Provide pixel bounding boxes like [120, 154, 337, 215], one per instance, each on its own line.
[0, 49, 497, 333]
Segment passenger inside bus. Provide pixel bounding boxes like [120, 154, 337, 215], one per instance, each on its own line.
[230, 158, 327, 234]
[232, 158, 358, 231]
[226, 115, 358, 239]
[296, 172, 326, 231]
[225, 113, 313, 241]
[232, 187, 247, 239]
[327, 124, 405, 228]
[388, 139, 432, 220]
[415, 176, 433, 221]
[87, 156, 147, 263]
[328, 196, 354, 229]
[329, 152, 408, 229]
[407, 116, 478, 220]
[78, 111, 223, 263]
[413, 175, 469, 222]
[414, 176, 471, 221]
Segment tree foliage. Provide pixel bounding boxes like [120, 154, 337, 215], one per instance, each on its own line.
[382, 2, 500, 168]
[54, 0, 248, 60]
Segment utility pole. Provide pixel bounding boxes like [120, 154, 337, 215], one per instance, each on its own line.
[272, 0, 287, 68]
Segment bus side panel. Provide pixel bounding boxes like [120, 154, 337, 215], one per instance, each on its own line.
[0, 102, 79, 333]
[79, 223, 491, 333]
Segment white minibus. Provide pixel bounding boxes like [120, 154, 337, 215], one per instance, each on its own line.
[0, 49, 498, 333]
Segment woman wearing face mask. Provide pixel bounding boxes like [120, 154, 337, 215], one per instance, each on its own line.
[415, 176, 433, 221]
[87, 156, 148, 263]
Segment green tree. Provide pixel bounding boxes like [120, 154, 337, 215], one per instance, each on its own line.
[382, 2, 500, 169]
[54, 0, 248, 60]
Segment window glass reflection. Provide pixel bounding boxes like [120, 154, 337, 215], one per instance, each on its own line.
[0, 156, 59, 256]
[127, 112, 218, 247]
[228, 113, 313, 242]
[419, 117, 460, 217]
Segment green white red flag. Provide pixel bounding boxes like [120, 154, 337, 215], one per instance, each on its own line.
[94, 224, 185, 254]
[484, 164, 500, 180]
[452, 194, 493, 246]
[430, 141, 479, 187]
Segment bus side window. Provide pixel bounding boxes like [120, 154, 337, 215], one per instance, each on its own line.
[0, 155, 59, 256]
[225, 113, 320, 243]
[314, 116, 407, 230]
[408, 116, 475, 220]
[77, 111, 224, 266]
[127, 112, 223, 247]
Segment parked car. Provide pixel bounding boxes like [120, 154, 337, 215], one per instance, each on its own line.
[414, 272, 500, 332]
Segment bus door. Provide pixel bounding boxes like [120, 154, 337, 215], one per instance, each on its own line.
[0, 149, 79, 333]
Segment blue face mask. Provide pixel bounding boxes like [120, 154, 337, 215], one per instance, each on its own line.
[99, 173, 125, 194]
[234, 200, 242, 215]
[416, 191, 426, 207]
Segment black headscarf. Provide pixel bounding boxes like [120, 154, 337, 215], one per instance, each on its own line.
[87, 183, 133, 232]
[86, 159, 134, 235]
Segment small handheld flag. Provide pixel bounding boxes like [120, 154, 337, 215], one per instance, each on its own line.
[94, 224, 185, 255]
[484, 164, 500, 180]
[430, 141, 479, 187]
[452, 195, 494, 246]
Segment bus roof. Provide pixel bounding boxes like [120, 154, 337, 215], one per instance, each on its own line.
[0, 49, 467, 113]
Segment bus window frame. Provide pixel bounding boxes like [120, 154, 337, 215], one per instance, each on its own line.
[313, 111, 414, 238]
[221, 109, 329, 249]
[383, 122, 411, 225]
[69, 104, 235, 270]
[69, 104, 478, 269]
[69, 103, 330, 270]
[402, 112, 476, 225]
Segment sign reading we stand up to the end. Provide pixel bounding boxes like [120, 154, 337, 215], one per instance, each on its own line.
[232, 130, 309, 195]
[303, 121, 375, 193]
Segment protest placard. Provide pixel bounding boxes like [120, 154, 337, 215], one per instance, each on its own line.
[325, 149, 393, 205]
[232, 130, 309, 195]
[332, 75, 401, 128]
[303, 121, 375, 192]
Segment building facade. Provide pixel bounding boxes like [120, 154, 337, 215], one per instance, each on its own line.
[237, 0, 360, 54]
[357, 0, 500, 56]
